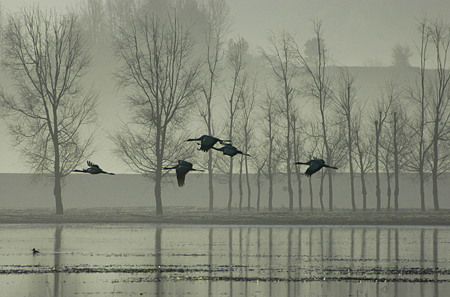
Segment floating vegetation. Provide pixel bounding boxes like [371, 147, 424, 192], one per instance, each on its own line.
[2, 263, 450, 284]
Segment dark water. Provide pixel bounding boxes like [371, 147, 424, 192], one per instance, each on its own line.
[1, 224, 450, 296]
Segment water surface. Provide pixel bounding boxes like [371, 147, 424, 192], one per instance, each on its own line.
[1, 224, 450, 296]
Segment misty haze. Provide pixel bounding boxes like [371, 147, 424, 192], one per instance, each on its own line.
[1, 0, 450, 296]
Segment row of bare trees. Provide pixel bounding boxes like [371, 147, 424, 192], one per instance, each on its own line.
[1, 2, 450, 215]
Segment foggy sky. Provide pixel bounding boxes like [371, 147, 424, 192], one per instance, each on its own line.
[0, 0, 449, 173]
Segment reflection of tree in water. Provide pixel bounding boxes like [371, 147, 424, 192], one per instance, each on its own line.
[54, 226, 63, 297]
[287, 227, 293, 296]
[421, 228, 425, 296]
[434, 229, 438, 296]
[155, 227, 162, 295]
[228, 228, 233, 295]
[208, 228, 213, 296]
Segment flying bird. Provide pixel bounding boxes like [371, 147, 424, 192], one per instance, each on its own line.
[32, 248, 40, 254]
[164, 160, 204, 187]
[294, 158, 338, 177]
[212, 144, 250, 157]
[74, 161, 115, 175]
[186, 135, 231, 152]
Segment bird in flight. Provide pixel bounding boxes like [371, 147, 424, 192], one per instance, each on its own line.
[212, 144, 250, 157]
[164, 160, 204, 187]
[186, 135, 231, 152]
[294, 158, 338, 177]
[32, 248, 40, 254]
[74, 161, 115, 175]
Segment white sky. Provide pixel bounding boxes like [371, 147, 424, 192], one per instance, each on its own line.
[0, 0, 449, 173]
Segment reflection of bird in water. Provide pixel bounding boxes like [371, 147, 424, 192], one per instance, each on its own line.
[294, 158, 338, 177]
[164, 160, 204, 187]
[32, 248, 40, 254]
[186, 135, 231, 152]
[212, 144, 250, 157]
[74, 161, 115, 175]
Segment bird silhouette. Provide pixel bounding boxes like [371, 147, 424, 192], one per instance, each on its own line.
[212, 144, 250, 157]
[164, 160, 204, 187]
[32, 248, 40, 254]
[186, 135, 231, 152]
[74, 161, 115, 175]
[294, 158, 338, 177]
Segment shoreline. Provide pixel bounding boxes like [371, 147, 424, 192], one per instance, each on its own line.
[2, 207, 450, 226]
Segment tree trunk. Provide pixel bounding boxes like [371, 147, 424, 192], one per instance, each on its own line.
[207, 98, 214, 211]
[155, 125, 163, 215]
[268, 172, 273, 211]
[245, 157, 251, 211]
[361, 170, 367, 211]
[420, 169, 425, 211]
[268, 135, 273, 211]
[238, 157, 243, 211]
[53, 109, 63, 215]
[208, 150, 214, 211]
[347, 91, 356, 211]
[432, 119, 440, 211]
[287, 162, 293, 211]
[155, 171, 163, 215]
[319, 172, 325, 212]
[309, 177, 314, 212]
[292, 118, 302, 211]
[375, 120, 381, 211]
[328, 172, 333, 212]
[257, 167, 261, 211]
[386, 171, 391, 210]
[393, 112, 399, 211]
[296, 168, 302, 211]
[54, 174, 63, 215]
[285, 105, 293, 212]
[227, 158, 233, 211]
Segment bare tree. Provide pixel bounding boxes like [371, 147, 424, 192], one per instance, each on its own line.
[111, 10, 201, 215]
[198, 0, 230, 211]
[260, 86, 280, 211]
[378, 106, 410, 211]
[240, 75, 257, 211]
[407, 17, 450, 211]
[353, 111, 373, 211]
[428, 18, 450, 210]
[372, 80, 396, 210]
[407, 16, 432, 211]
[391, 43, 412, 67]
[0, 7, 97, 214]
[291, 108, 305, 211]
[304, 133, 322, 212]
[393, 112, 400, 210]
[104, 0, 137, 39]
[225, 37, 248, 211]
[387, 109, 411, 210]
[238, 154, 244, 211]
[253, 155, 266, 211]
[77, 0, 105, 45]
[292, 20, 336, 211]
[261, 30, 298, 212]
[334, 68, 358, 211]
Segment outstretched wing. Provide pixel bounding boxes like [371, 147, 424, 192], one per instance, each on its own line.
[87, 161, 100, 169]
[200, 136, 219, 152]
[305, 162, 322, 177]
[175, 166, 191, 187]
